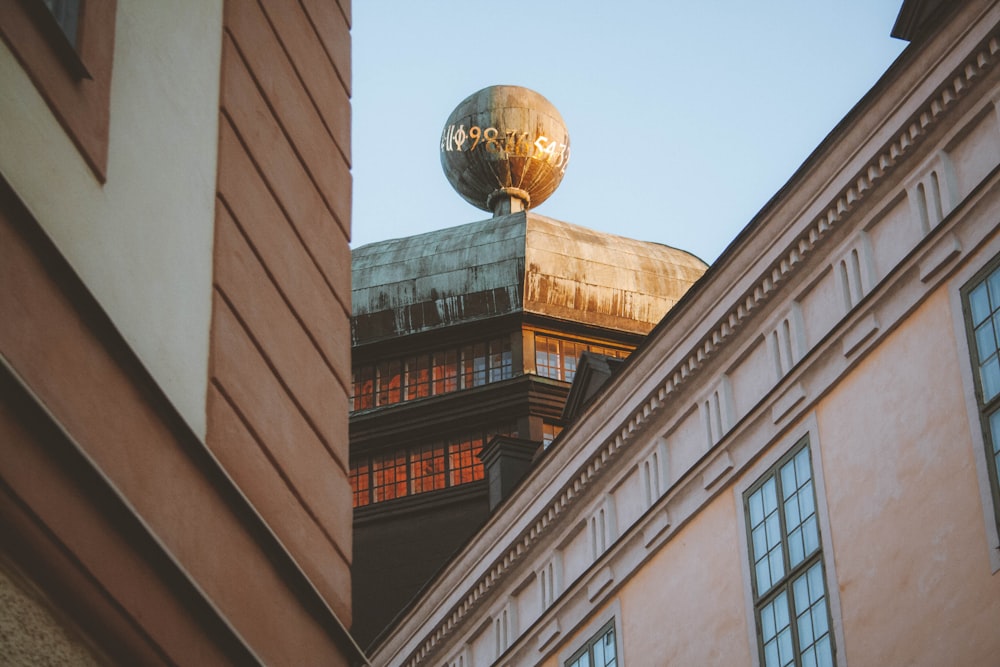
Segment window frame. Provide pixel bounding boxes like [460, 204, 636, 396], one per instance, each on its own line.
[0, 0, 117, 181]
[734, 418, 846, 667]
[743, 439, 835, 667]
[564, 618, 618, 667]
[960, 253, 1000, 542]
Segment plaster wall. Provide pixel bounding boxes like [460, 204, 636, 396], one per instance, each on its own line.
[0, 1, 223, 437]
[817, 287, 1000, 665]
[615, 495, 752, 665]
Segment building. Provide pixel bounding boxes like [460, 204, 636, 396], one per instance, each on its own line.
[349, 207, 706, 648]
[371, 1, 1000, 665]
[1, 1, 365, 664]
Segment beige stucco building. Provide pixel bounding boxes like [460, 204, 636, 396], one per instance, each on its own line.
[1, 1, 363, 664]
[372, 1, 1000, 665]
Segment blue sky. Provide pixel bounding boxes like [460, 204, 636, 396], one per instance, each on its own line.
[351, 2, 908, 264]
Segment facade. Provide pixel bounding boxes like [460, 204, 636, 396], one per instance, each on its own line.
[0, 1, 365, 664]
[349, 212, 706, 647]
[372, 1, 1000, 665]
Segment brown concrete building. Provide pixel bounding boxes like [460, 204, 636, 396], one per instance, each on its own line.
[1, 1, 364, 664]
[349, 211, 706, 648]
[371, 1, 1000, 665]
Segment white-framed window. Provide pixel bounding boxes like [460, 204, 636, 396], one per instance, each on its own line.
[558, 600, 624, 667]
[565, 618, 617, 667]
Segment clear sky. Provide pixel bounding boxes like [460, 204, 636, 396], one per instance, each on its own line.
[351, 2, 909, 264]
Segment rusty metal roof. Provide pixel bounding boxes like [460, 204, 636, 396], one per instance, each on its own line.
[351, 212, 707, 344]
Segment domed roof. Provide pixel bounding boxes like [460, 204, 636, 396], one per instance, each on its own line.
[351, 213, 707, 345]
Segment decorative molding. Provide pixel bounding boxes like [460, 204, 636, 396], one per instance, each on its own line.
[702, 450, 734, 490]
[395, 29, 1000, 667]
[919, 232, 963, 282]
[772, 382, 807, 424]
[585, 566, 614, 602]
[642, 508, 672, 549]
[842, 312, 881, 357]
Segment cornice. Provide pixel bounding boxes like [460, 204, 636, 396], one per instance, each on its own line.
[386, 26, 1000, 667]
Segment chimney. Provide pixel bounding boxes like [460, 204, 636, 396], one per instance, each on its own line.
[479, 436, 540, 511]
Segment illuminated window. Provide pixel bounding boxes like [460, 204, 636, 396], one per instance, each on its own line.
[350, 337, 512, 411]
[410, 444, 446, 494]
[376, 359, 401, 406]
[349, 460, 370, 508]
[350, 423, 515, 507]
[372, 452, 407, 502]
[404, 354, 431, 400]
[432, 348, 459, 394]
[449, 434, 484, 486]
[745, 441, 834, 667]
[963, 258, 1000, 531]
[542, 422, 563, 447]
[534, 335, 630, 382]
[565, 619, 617, 667]
[351, 365, 374, 411]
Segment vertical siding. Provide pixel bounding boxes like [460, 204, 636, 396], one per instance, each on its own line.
[208, 0, 353, 629]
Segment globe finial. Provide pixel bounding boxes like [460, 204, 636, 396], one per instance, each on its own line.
[440, 86, 570, 216]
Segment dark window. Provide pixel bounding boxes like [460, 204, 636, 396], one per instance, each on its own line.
[0, 0, 117, 178]
[963, 257, 1000, 531]
[744, 440, 835, 667]
[565, 619, 617, 667]
[42, 0, 82, 48]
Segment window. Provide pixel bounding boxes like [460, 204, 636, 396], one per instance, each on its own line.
[744, 441, 834, 667]
[350, 336, 512, 411]
[534, 334, 631, 382]
[42, 0, 82, 47]
[565, 619, 617, 667]
[349, 422, 515, 507]
[542, 422, 563, 447]
[963, 259, 1000, 530]
[0, 0, 116, 179]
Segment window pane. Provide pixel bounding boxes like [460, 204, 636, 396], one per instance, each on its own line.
[410, 445, 445, 494]
[433, 349, 459, 394]
[975, 320, 998, 363]
[749, 490, 764, 525]
[372, 452, 407, 502]
[793, 562, 832, 665]
[970, 282, 991, 325]
[988, 267, 1000, 309]
[982, 357, 1000, 402]
[350, 460, 370, 507]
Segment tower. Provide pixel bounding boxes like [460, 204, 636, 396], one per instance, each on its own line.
[349, 86, 706, 648]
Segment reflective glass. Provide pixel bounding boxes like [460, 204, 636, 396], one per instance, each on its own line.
[976, 320, 998, 362]
[970, 282, 991, 325]
[982, 357, 1000, 402]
